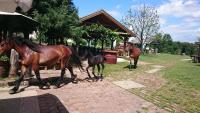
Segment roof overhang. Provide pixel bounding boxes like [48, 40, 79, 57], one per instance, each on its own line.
[0, 11, 39, 32]
[81, 10, 135, 37]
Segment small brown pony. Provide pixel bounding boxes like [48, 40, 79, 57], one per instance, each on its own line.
[125, 42, 141, 69]
[0, 37, 83, 94]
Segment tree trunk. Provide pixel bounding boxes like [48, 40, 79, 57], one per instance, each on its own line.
[140, 42, 144, 54]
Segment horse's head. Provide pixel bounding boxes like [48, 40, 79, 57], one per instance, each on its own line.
[0, 40, 12, 55]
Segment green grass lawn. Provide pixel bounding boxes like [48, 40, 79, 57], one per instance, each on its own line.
[104, 53, 200, 113]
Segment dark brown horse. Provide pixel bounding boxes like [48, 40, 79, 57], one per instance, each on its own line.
[125, 42, 141, 69]
[83, 49, 105, 79]
[0, 37, 83, 94]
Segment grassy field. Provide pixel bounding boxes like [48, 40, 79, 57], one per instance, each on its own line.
[104, 54, 200, 113]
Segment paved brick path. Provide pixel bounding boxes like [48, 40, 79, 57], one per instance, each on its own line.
[0, 64, 168, 113]
[36, 80, 167, 113]
[35, 66, 168, 113]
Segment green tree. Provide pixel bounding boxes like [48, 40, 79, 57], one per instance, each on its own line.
[162, 34, 173, 53]
[151, 33, 196, 55]
[80, 24, 120, 49]
[30, 0, 79, 44]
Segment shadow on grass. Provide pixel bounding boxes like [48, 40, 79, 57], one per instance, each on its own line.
[194, 64, 200, 66]
[123, 65, 137, 70]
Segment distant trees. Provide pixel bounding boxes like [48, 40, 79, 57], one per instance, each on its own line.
[151, 33, 196, 55]
[122, 4, 160, 51]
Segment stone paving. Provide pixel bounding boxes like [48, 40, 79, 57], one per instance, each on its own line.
[113, 80, 146, 89]
[0, 66, 168, 113]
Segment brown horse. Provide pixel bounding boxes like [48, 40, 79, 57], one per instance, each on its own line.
[125, 42, 141, 70]
[0, 37, 83, 94]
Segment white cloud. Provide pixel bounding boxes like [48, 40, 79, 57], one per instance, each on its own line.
[162, 23, 200, 42]
[159, 18, 166, 25]
[157, 0, 200, 42]
[107, 10, 121, 18]
[158, 0, 200, 20]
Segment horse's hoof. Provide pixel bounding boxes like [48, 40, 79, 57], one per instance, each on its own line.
[73, 74, 77, 78]
[53, 84, 60, 89]
[72, 80, 78, 84]
[71, 77, 76, 81]
[45, 82, 51, 88]
[39, 85, 44, 89]
[9, 89, 17, 94]
[53, 86, 59, 89]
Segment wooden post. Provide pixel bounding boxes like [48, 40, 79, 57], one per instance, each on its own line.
[123, 37, 127, 50]
[9, 49, 19, 77]
[101, 39, 104, 50]
[111, 38, 114, 50]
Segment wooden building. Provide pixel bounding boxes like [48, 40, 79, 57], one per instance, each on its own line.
[81, 10, 135, 50]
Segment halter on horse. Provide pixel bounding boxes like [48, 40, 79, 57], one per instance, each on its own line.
[0, 37, 83, 94]
[125, 42, 141, 70]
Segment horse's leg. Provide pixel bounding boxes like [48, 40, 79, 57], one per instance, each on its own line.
[32, 65, 49, 89]
[92, 65, 97, 78]
[86, 66, 92, 78]
[100, 63, 105, 78]
[68, 66, 77, 81]
[133, 57, 139, 69]
[9, 65, 26, 94]
[97, 64, 100, 76]
[129, 58, 133, 70]
[54, 68, 65, 88]
[55, 59, 67, 88]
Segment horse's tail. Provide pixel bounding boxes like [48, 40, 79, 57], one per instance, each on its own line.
[69, 47, 84, 71]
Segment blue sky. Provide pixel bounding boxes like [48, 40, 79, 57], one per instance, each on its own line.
[74, 0, 200, 43]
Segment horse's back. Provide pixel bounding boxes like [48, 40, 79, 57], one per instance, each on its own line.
[38, 45, 72, 65]
[39, 45, 72, 55]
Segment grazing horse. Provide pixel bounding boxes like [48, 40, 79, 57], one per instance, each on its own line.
[0, 37, 83, 94]
[125, 42, 141, 69]
[83, 49, 105, 79]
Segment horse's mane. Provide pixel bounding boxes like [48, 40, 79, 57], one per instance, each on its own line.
[12, 37, 41, 53]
